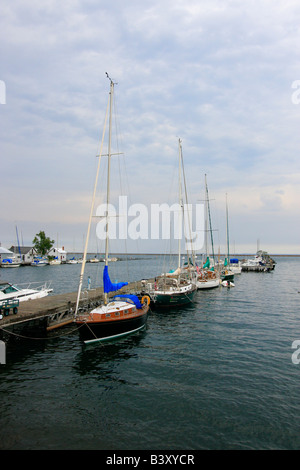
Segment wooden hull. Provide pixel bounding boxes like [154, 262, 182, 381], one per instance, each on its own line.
[76, 300, 149, 344]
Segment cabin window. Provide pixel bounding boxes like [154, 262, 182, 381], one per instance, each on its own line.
[105, 313, 111, 318]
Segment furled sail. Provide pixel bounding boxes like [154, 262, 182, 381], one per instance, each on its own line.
[103, 265, 128, 293]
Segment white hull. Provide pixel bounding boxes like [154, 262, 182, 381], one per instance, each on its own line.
[196, 278, 220, 289]
[0, 281, 53, 302]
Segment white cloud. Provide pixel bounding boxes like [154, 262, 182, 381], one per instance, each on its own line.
[1, 0, 300, 253]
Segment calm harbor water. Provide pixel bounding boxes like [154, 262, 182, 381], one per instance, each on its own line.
[0, 255, 300, 450]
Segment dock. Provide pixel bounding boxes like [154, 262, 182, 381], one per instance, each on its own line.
[0, 279, 146, 340]
[241, 265, 273, 272]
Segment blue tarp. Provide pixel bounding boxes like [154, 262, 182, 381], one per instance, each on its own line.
[103, 265, 128, 294]
[230, 258, 239, 264]
[112, 294, 143, 309]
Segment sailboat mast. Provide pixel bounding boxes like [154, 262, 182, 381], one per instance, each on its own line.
[226, 193, 230, 260]
[104, 76, 114, 304]
[205, 175, 215, 263]
[74, 81, 110, 317]
[178, 138, 183, 269]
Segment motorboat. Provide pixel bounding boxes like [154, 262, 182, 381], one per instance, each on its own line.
[0, 257, 20, 268]
[0, 280, 53, 302]
[31, 257, 49, 266]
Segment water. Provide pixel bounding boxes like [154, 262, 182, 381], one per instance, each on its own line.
[0, 256, 300, 450]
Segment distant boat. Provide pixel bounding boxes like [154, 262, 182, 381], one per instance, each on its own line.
[31, 257, 49, 266]
[49, 257, 61, 266]
[66, 257, 78, 264]
[0, 280, 53, 302]
[0, 247, 20, 268]
[74, 75, 150, 344]
[89, 256, 100, 263]
[241, 250, 276, 272]
[0, 258, 20, 268]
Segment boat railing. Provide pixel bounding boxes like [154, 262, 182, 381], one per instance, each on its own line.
[15, 280, 53, 291]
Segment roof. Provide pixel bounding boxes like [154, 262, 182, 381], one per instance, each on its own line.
[9, 246, 36, 255]
[0, 247, 13, 254]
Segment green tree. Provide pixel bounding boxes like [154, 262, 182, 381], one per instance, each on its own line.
[33, 231, 54, 256]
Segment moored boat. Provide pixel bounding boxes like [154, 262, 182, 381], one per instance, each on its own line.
[0, 280, 53, 302]
[74, 75, 150, 343]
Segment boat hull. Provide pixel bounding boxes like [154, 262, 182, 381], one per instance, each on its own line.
[76, 310, 148, 344]
[197, 278, 220, 289]
[151, 288, 196, 307]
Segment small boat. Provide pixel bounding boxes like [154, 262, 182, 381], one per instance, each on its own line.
[66, 257, 78, 264]
[31, 256, 49, 266]
[89, 257, 100, 263]
[0, 257, 20, 268]
[74, 75, 150, 344]
[49, 257, 61, 266]
[0, 280, 53, 302]
[229, 258, 242, 274]
[196, 267, 220, 289]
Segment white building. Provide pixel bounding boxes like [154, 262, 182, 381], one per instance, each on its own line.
[47, 247, 67, 263]
[8, 246, 38, 265]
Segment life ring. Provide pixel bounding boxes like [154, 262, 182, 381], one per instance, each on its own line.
[141, 295, 150, 307]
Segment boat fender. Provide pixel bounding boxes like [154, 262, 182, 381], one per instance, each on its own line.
[141, 295, 150, 307]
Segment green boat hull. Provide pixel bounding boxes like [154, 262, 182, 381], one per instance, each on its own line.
[152, 288, 196, 307]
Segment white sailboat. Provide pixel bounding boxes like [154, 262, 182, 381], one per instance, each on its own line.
[196, 175, 220, 290]
[75, 75, 150, 344]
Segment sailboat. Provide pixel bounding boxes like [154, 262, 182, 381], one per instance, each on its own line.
[196, 175, 220, 290]
[221, 194, 235, 286]
[144, 139, 196, 307]
[75, 75, 150, 344]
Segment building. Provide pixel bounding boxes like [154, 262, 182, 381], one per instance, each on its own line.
[47, 247, 67, 263]
[9, 246, 38, 265]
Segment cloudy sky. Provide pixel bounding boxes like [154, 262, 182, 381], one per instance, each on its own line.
[1, 0, 300, 255]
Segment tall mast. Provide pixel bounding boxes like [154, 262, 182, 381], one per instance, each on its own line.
[205, 174, 215, 263]
[74, 78, 110, 317]
[178, 138, 183, 269]
[104, 75, 114, 304]
[226, 193, 230, 261]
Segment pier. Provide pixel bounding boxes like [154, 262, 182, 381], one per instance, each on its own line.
[0, 279, 146, 340]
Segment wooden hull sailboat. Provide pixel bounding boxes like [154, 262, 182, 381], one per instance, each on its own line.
[76, 293, 150, 344]
[74, 75, 150, 344]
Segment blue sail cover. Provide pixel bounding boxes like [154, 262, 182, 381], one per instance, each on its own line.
[103, 265, 128, 294]
[112, 294, 143, 309]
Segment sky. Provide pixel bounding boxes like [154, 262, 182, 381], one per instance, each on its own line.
[1, 0, 300, 255]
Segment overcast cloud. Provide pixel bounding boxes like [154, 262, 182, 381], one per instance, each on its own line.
[1, 0, 300, 254]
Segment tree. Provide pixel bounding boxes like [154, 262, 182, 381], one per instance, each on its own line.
[33, 231, 54, 256]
